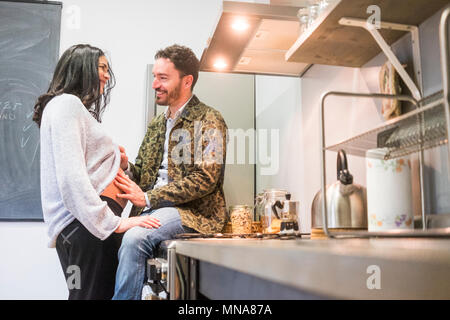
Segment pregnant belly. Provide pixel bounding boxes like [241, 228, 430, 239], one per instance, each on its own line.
[101, 168, 128, 209]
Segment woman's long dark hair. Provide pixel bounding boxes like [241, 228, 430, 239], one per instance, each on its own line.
[33, 44, 115, 127]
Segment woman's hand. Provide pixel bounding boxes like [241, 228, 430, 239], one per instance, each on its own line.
[119, 145, 129, 171]
[114, 215, 161, 233]
[114, 171, 147, 208]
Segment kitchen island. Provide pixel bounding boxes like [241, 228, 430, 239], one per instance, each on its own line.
[173, 237, 450, 299]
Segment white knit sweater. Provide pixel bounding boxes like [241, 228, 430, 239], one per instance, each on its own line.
[40, 94, 121, 248]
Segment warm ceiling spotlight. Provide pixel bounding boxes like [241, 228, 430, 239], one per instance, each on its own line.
[232, 18, 249, 31]
[213, 59, 228, 70]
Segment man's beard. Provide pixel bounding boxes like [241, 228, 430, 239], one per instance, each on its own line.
[156, 82, 182, 106]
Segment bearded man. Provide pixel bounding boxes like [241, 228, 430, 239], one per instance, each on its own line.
[112, 44, 228, 300]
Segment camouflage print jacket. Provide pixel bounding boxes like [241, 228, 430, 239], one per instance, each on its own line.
[128, 95, 228, 234]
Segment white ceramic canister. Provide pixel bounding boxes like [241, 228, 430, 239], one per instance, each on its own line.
[366, 148, 414, 231]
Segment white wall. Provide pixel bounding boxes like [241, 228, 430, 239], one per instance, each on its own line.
[0, 0, 222, 300]
[254, 68, 381, 233]
[58, 0, 222, 158]
[300, 65, 383, 232]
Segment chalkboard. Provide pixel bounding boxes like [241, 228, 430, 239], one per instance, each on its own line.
[0, 0, 61, 221]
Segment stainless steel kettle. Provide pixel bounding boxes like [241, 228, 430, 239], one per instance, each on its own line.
[311, 150, 367, 229]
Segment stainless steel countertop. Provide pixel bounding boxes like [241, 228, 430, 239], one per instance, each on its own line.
[174, 237, 450, 299]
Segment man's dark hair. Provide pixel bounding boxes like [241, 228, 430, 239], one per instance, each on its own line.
[155, 44, 200, 90]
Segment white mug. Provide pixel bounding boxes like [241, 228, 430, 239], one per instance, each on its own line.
[366, 148, 414, 231]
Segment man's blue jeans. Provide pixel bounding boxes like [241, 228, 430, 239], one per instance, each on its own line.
[112, 207, 186, 300]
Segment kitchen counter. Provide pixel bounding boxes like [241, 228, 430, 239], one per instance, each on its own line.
[174, 237, 450, 299]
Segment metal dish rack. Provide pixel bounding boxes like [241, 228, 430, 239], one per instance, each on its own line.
[319, 6, 450, 239]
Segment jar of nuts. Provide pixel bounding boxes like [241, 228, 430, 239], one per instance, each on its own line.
[229, 205, 253, 234]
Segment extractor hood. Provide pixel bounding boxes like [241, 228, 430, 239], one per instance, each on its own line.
[199, 1, 311, 77]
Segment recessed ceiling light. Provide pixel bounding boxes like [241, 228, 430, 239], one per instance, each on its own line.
[213, 59, 227, 70]
[232, 18, 249, 31]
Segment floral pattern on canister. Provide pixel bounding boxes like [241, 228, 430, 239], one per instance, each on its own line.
[395, 214, 413, 227]
[369, 213, 383, 227]
[367, 158, 411, 173]
[369, 213, 413, 229]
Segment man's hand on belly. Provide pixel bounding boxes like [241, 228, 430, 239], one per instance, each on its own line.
[114, 171, 147, 208]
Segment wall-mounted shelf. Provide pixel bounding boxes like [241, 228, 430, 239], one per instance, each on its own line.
[326, 91, 448, 160]
[285, 0, 449, 67]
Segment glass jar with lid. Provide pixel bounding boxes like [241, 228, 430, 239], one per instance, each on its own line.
[229, 205, 253, 234]
[307, 3, 319, 28]
[317, 0, 331, 15]
[297, 7, 309, 37]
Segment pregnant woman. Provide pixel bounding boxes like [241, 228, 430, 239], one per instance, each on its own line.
[33, 44, 160, 300]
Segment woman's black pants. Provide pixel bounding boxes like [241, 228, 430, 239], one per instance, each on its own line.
[55, 196, 123, 300]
